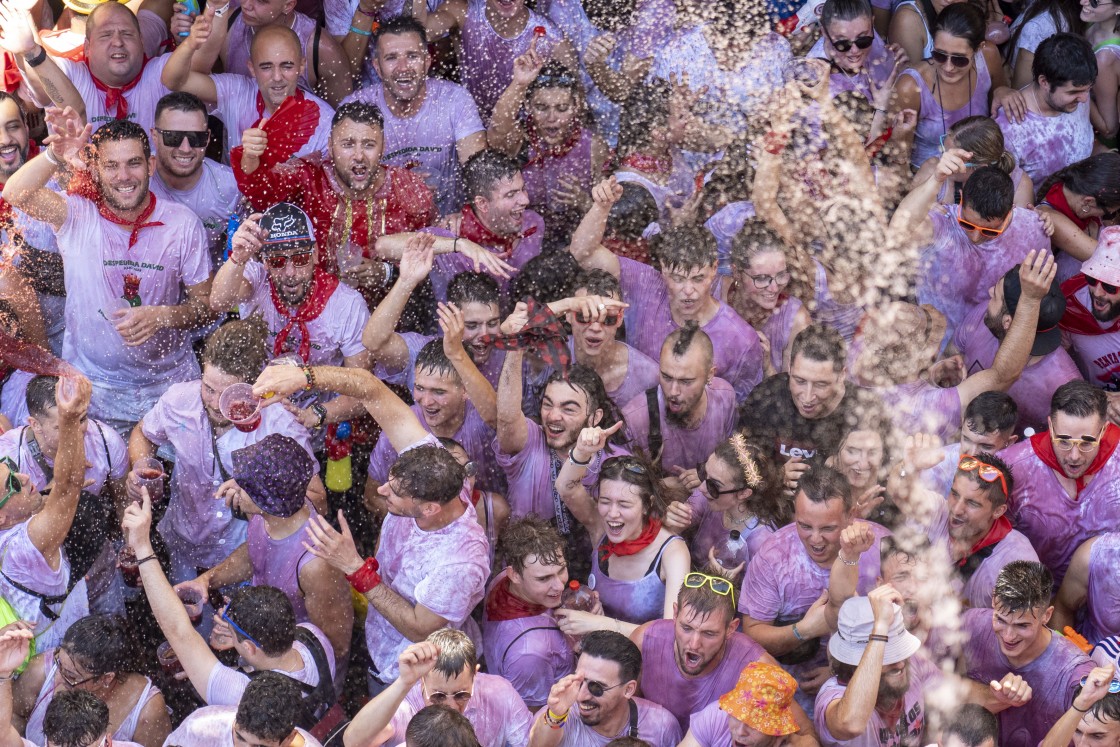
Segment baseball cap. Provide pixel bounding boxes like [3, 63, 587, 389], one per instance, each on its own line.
[260, 203, 317, 253]
[828, 596, 921, 666]
[1002, 266, 1066, 356]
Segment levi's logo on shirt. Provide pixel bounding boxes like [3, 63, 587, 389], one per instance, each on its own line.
[778, 441, 816, 460]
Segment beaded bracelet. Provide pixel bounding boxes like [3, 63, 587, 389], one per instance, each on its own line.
[301, 365, 316, 391]
[136, 554, 159, 567]
[544, 709, 568, 729]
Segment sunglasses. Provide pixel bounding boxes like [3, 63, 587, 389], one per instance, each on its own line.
[697, 461, 744, 499]
[1088, 0, 1115, 8]
[938, 134, 980, 168]
[154, 128, 210, 149]
[54, 649, 100, 689]
[825, 31, 874, 53]
[931, 49, 972, 68]
[684, 572, 736, 604]
[425, 683, 473, 705]
[262, 251, 313, 270]
[575, 310, 621, 326]
[1049, 420, 1106, 454]
[607, 456, 647, 475]
[583, 679, 623, 697]
[0, 457, 20, 509]
[1081, 675, 1120, 693]
[220, 608, 263, 648]
[958, 456, 1008, 496]
[745, 270, 790, 290]
[1085, 275, 1119, 295]
[956, 195, 1008, 238]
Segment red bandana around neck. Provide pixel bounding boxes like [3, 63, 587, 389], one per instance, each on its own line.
[620, 152, 673, 176]
[1058, 275, 1120, 336]
[458, 204, 536, 260]
[524, 123, 582, 168]
[485, 576, 548, 621]
[1029, 423, 1120, 497]
[84, 57, 146, 121]
[958, 515, 1012, 567]
[1042, 181, 1099, 232]
[269, 266, 340, 362]
[255, 88, 307, 123]
[598, 519, 663, 566]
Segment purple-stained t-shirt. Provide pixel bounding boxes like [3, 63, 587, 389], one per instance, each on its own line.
[996, 103, 1094, 185]
[589, 534, 686, 625]
[873, 379, 961, 446]
[686, 700, 739, 747]
[610, 343, 661, 410]
[639, 619, 769, 731]
[368, 436, 491, 681]
[481, 570, 574, 707]
[522, 128, 595, 220]
[383, 673, 533, 747]
[617, 258, 764, 403]
[164, 706, 323, 747]
[687, 492, 773, 572]
[247, 511, 316, 623]
[1002, 436, 1120, 583]
[917, 206, 1048, 334]
[428, 212, 545, 299]
[961, 607, 1094, 747]
[205, 623, 334, 706]
[342, 79, 485, 214]
[953, 303, 1081, 433]
[374, 332, 507, 393]
[368, 401, 503, 493]
[1065, 285, 1120, 390]
[705, 201, 754, 276]
[919, 442, 961, 499]
[0, 521, 87, 652]
[814, 652, 943, 747]
[0, 370, 34, 428]
[1085, 532, 1120, 642]
[531, 695, 682, 747]
[621, 378, 737, 476]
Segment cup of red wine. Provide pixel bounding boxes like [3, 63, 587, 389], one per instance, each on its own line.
[118, 545, 141, 588]
[157, 641, 183, 677]
[218, 383, 262, 433]
[133, 457, 165, 505]
[177, 588, 204, 625]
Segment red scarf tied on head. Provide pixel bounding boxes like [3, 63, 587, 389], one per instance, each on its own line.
[485, 576, 548, 622]
[598, 518, 663, 567]
[620, 153, 672, 176]
[458, 204, 536, 260]
[269, 266, 340, 362]
[1029, 423, 1120, 497]
[84, 58, 147, 121]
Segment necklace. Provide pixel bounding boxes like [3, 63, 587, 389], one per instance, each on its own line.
[934, 62, 974, 139]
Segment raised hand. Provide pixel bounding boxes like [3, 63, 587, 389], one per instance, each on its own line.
[838, 520, 876, 562]
[455, 238, 515, 278]
[1018, 249, 1057, 301]
[302, 511, 365, 576]
[186, 4, 215, 50]
[0, 3, 40, 56]
[867, 583, 903, 626]
[511, 38, 545, 88]
[438, 303, 467, 361]
[591, 176, 624, 209]
[571, 420, 625, 463]
[121, 488, 154, 556]
[229, 213, 266, 265]
[1072, 665, 1117, 713]
[500, 302, 530, 336]
[0, 621, 34, 677]
[661, 499, 694, 533]
[55, 374, 91, 421]
[398, 232, 436, 288]
[560, 294, 628, 325]
[546, 672, 585, 719]
[583, 33, 616, 68]
[935, 147, 972, 183]
[902, 433, 945, 473]
[43, 106, 93, 171]
[398, 641, 440, 685]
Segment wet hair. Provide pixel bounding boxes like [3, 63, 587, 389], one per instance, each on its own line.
[61, 614, 134, 676]
[405, 705, 481, 747]
[1050, 380, 1108, 420]
[964, 392, 1018, 436]
[575, 269, 623, 300]
[599, 454, 669, 519]
[943, 704, 1000, 747]
[579, 630, 643, 684]
[947, 117, 1017, 175]
[235, 672, 303, 742]
[796, 462, 853, 511]
[332, 100, 384, 131]
[1007, 0, 1084, 61]
[388, 445, 466, 505]
[373, 14, 428, 48]
[463, 149, 521, 202]
[447, 272, 500, 309]
[43, 690, 108, 747]
[415, 338, 463, 385]
[676, 581, 736, 626]
[962, 167, 1014, 221]
[499, 516, 566, 575]
[933, 2, 985, 50]
[1034, 32, 1098, 88]
[25, 375, 59, 420]
[527, 61, 583, 103]
[427, 629, 477, 679]
[662, 322, 714, 368]
[880, 534, 931, 569]
[225, 585, 297, 656]
[790, 323, 847, 374]
[1037, 153, 1120, 212]
[155, 91, 207, 122]
[203, 317, 271, 383]
[607, 184, 659, 242]
[617, 82, 670, 160]
[730, 220, 788, 273]
[992, 561, 1053, 613]
[542, 364, 621, 435]
[821, 0, 873, 29]
[954, 451, 1014, 508]
[604, 740, 653, 747]
[91, 119, 150, 160]
[508, 253, 582, 307]
[650, 226, 718, 274]
[1077, 688, 1120, 726]
[0, 92, 24, 124]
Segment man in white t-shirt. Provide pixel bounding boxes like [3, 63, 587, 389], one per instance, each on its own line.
[2, 107, 216, 434]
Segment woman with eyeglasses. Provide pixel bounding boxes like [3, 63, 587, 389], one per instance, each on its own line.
[1035, 153, 1120, 281]
[13, 614, 171, 747]
[1086, 0, 1120, 147]
[553, 437, 691, 637]
[489, 57, 610, 231]
[894, 3, 1024, 170]
[1006, 0, 1085, 87]
[910, 115, 1034, 207]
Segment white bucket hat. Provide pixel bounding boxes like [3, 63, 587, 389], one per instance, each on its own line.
[828, 596, 922, 666]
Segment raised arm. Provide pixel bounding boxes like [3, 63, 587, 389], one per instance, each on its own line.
[210, 213, 264, 310]
[343, 642, 440, 747]
[159, 6, 219, 104]
[0, 623, 34, 747]
[568, 177, 623, 276]
[495, 309, 530, 455]
[487, 42, 544, 156]
[2, 106, 87, 230]
[888, 146, 964, 248]
[340, 0, 381, 75]
[374, 232, 514, 278]
[411, 0, 466, 40]
[439, 302, 498, 428]
[1037, 206, 1098, 262]
[361, 233, 434, 369]
[0, 5, 85, 118]
[312, 32, 354, 107]
[824, 522, 877, 630]
[1040, 665, 1116, 747]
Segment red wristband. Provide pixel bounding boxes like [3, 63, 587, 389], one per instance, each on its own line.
[346, 557, 381, 594]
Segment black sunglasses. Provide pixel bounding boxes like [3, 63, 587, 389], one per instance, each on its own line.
[575, 310, 620, 326]
[825, 31, 874, 53]
[584, 679, 623, 697]
[697, 461, 743, 498]
[1089, 0, 1115, 8]
[155, 128, 210, 149]
[931, 49, 971, 68]
[1086, 275, 1119, 294]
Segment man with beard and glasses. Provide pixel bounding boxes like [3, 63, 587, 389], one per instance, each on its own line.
[256, 363, 489, 694]
[996, 33, 1097, 185]
[529, 631, 681, 747]
[621, 324, 735, 480]
[1002, 381, 1120, 582]
[342, 16, 487, 215]
[1061, 228, 1120, 401]
[631, 578, 817, 740]
[3, 108, 216, 436]
[149, 92, 241, 266]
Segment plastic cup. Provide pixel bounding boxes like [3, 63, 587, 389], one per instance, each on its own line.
[178, 588, 203, 625]
[133, 457, 165, 505]
[219, 383, 262, 432]
[118, 545, 140, 588]
[157, 641, 183, 677]
[100, 299, 132, 332]
[337, 241, 364, 273]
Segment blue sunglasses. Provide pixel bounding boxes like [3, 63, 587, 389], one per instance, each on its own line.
[221, 608, 263, 648]
[1081, 675, 1120, 694]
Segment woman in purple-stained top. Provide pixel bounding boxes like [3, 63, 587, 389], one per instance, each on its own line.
[911, 116, 1034, 209]
[826, 419, 903, 529]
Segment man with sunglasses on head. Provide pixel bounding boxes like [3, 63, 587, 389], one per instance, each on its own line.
[1039, 664, 1120, 747]
[529, 630, 681, 747]
[149, 92, 241, 266]
[1000, 380, 1120, 583]
[630, 575, 818, 741]
[1060, 227, 1120, 405]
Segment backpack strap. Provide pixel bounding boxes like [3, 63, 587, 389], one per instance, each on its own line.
[293, 626, 337, 718]
[312, 24, 322, 84]
[93, 421, 110, 475]
[500, 625, 562, 666]
[628, 699, 639, 738]
[645, 387, 662, 461]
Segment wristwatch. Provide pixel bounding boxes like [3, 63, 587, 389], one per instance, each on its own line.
[210, 2, 232, 17]
[311, 403, 328, 430]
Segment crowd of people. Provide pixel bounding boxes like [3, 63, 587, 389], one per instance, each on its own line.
[0, 0, 1116, 744]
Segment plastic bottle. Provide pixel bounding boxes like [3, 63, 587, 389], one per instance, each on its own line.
[714, 530, 746, 569]
[561, 580, 594, 612]
[325, 421, 353, 492]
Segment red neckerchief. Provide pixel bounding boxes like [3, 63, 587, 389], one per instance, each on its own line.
[84, 57, 147, 120]
[458, 204, 536, 260]
[620, 152, 672, 176]
[67, 167, 165, 249]
[255, 88, 306, 123]
[1, 52, 20, 94]
[598, 519, 662, 566]
[524, 122, 582, 168]
[1029, 423, 1120, 497]
[1042, 181, 1099, 232]
[1059, 275, 1120, 336]
[603, 236, 650, 264]
[485, 576, 548, 622]
[876, 698, 906, 730]
[269, 266, 340, 362]
[957, 515, 1012, 567]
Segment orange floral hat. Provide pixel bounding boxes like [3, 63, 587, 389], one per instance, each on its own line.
[718, 662, 799, 736]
